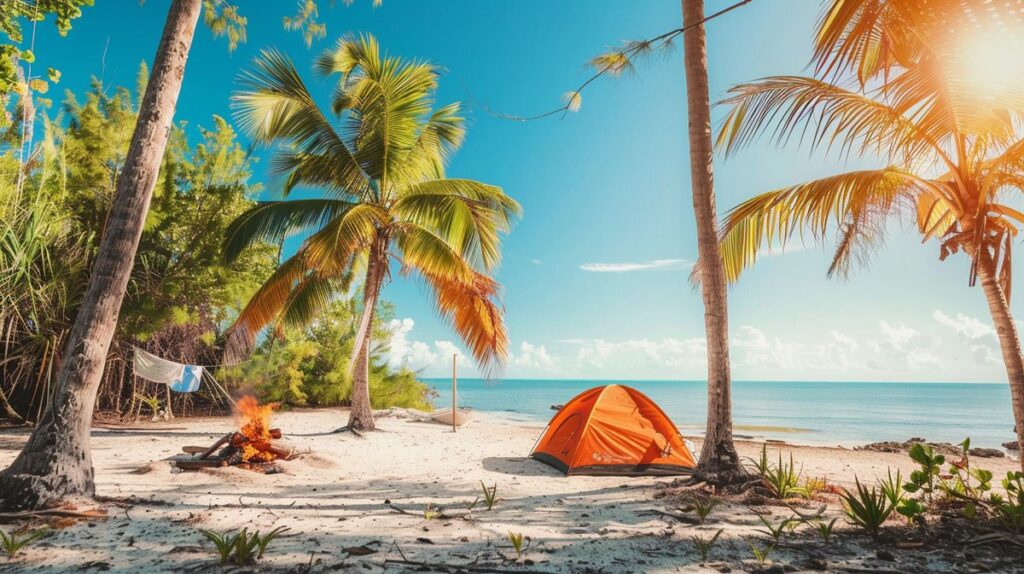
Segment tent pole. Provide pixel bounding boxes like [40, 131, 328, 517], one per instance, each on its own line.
[451, 354, 457, 433]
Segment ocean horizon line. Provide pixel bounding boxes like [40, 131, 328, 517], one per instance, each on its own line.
[420, 377, 1005, 386]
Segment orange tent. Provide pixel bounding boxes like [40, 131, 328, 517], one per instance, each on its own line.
[530, 385, 696, 476]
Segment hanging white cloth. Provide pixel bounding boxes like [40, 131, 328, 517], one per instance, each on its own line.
[133, 347, 185, 385]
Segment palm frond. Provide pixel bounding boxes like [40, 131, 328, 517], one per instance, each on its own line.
[716, 76, 947, 166]
[223, 254, 310, 361]
[395, 224, 474, 283]
[393, 179, 520, 271]
[233, 48, 370, 198]
[222, 199, 358, 263]
[813, 0, 924, 84]
[417, 267, 508, 375]
[300, 203, 388, 275]
[397, 102, 466, 181]
[320, 33, 439, 188]
[719, 168, 926, 282]
[276, 273, 352, 333]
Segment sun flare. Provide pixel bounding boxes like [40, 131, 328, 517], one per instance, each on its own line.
[948, 25, 1024, 103]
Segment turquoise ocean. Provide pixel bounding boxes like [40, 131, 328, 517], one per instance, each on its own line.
[424, 379, 1014, 449]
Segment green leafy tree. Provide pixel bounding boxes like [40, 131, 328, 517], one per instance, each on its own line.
[223, 34, 520, 430]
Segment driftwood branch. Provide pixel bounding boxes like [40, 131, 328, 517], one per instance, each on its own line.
[0, 508, 107, 522]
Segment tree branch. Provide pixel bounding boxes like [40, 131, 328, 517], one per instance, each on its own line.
[471, 0, 754, 122]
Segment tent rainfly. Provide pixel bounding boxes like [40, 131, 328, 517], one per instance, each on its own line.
[530, 384, 696, 476]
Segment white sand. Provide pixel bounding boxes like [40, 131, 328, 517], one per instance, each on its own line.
[0, 408, 1019, 572]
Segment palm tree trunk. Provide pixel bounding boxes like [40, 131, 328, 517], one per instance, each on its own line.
[977, 255, 1024, 471]
[347, 235, 388, 431]
[0, 0, 202, 511]
[682, 0, 743, 483]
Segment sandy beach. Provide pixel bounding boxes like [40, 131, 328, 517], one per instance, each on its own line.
[0, 408, 1019, 573]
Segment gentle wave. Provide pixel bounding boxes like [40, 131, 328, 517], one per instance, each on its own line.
[425, 378, 1015, 449]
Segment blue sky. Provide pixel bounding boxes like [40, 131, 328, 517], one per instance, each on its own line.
[30, 0, 1018, 382]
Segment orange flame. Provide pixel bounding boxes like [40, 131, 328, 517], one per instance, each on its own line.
[235, 396, 276, 463]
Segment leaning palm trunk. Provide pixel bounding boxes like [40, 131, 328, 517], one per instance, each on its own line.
[682, 0, 743, 482]
[977, 254, 1024, 471]
[0, 0, 202, 510]
[347, 234, 389, 430]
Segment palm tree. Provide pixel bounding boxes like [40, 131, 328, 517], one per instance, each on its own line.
[0, 0, 203, 510]
[223, 35, 520, 430]
[711, 3, 1024, 468]
[681, 0, 743, 482]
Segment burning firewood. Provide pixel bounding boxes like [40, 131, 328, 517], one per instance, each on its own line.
[176, 397, 295, 473]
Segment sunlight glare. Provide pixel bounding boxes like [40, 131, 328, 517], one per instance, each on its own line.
[950, 25, 1024, 103]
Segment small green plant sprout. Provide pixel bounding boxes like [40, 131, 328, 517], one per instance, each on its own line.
[465, 496, 480, 511]
[880, 468, 904, 508]
[480, 481, 500, 511]
[904, 443, 944, 502]
[841, 478, 894, 540]
[232, 529, 262, 566]
[896, 498, 926, 525]
[199, 526, 289, 566]
[746, 538, 775, 565]
[692, 529, 723, 562]
[0, 527, 48, 559]
[507, 531, 525, 560]
[992, 471, 1024, 533]
[689, 496, 720, 524]
[255, 526, 288, 560]
[755, 446, 805, 499]
[423, 503, 440, 520]
[756, 514, 796, 542]
[199, 529, 238, 565]
[802, 475, 830, 498]
[813, 517, 838, 544]
[751, 444, 771, 476]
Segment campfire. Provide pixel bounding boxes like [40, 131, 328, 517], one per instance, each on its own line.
[176, 396, 295, 472]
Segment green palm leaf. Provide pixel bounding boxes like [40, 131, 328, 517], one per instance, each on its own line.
[223, 199, 359, 263]
[394, 179, 521, 271]
[718, 168, 927, 282]
[233, 48, 371, 198]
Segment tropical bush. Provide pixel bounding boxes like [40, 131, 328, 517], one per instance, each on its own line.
[219, 300, 432, 411]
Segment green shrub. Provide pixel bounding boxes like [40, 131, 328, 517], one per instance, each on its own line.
[220, 300, 432, 411]
[199, 526, 288, 566]
[991, 471, 1024, 533]
[753, 445, 805, 499]
[904, 443, 944, 502]
[841, 478, 893, 540]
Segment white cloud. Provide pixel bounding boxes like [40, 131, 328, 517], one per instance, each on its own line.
[530, 258, 543, 265]
[880, 320, 919, 351]
[435, 340, 467, 366]
[511, 341, 555, 369]
[579, 258, 691, 273]
[831, 330, 859, 350]
[933, 310, 993, 340]
[971, 344, 1002, 366]
[386, 310, 1005, 382]
[384, 319, 437, 370]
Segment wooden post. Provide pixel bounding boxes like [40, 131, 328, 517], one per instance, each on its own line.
[452, 354, 457, 433]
